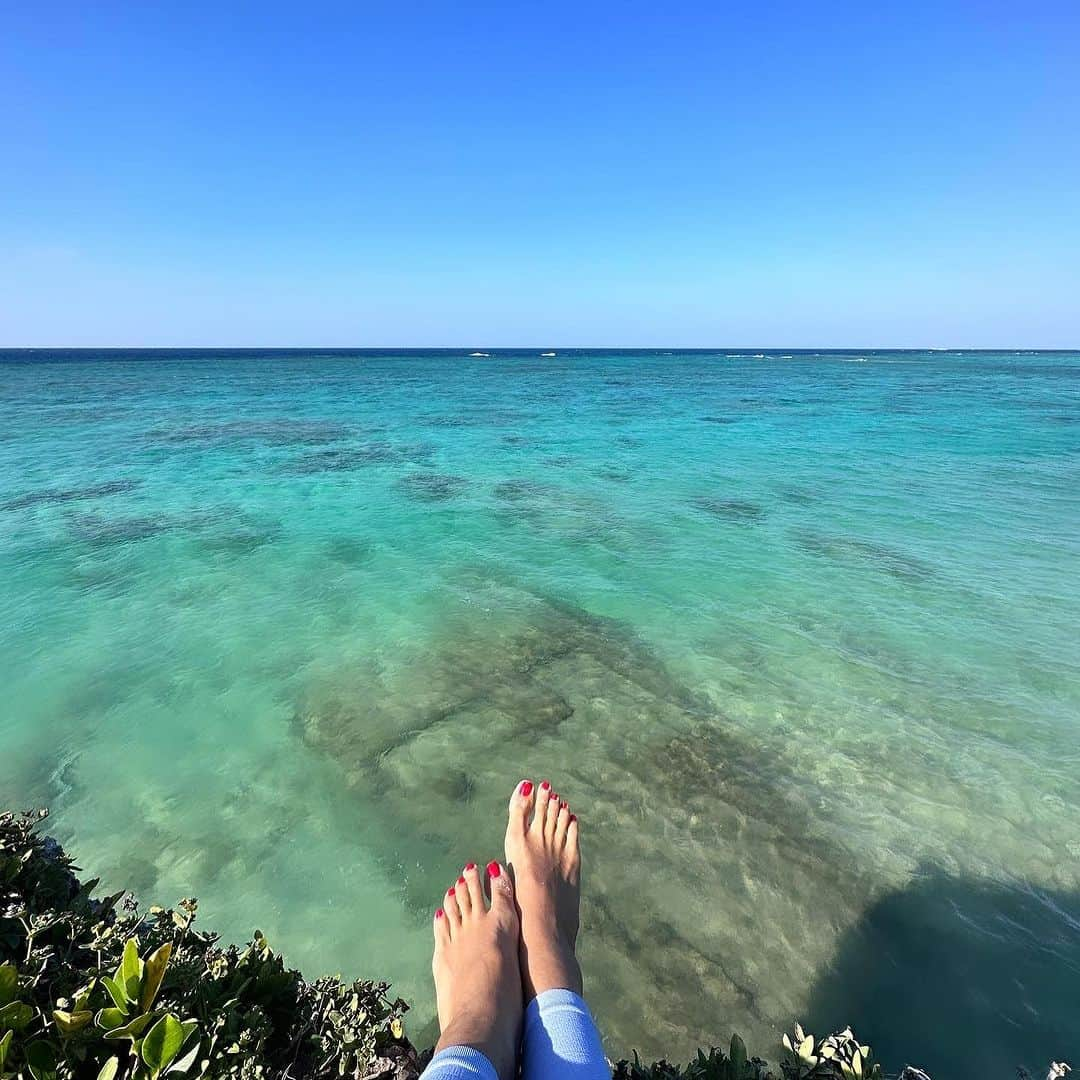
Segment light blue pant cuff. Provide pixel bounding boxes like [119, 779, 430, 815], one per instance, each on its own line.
[526, 987, 596, 1026]
[422, 1044, 499, 1080]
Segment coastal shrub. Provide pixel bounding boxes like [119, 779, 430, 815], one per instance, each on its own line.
[0, 810, 416, 1080]
[609, 1025, 882, 1080]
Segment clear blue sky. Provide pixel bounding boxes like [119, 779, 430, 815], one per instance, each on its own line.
[2, 1, 1078, 347]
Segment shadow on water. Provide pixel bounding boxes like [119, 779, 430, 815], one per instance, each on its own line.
[803, 867, 1080, 1079]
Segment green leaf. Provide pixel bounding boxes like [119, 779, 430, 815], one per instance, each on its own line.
[120, 939, 142, 1002]
[166, 1041, 201, 1075]
[26, 1040, 57, 1080]
[53, 1008, 94, 1034]
[142, 1015, 186, 1075]
[104, 1013, 154, 1041]
[101, 975, 129, 1011]
[729, 1034, 747, 1071]
[97, 1056, 120, 1080]
[0, 965, 16, 1007]
[96, 1007, 128, 1031]
[0, 1001, 33, 1031]
[0, 1029, 12, 1073]
[140, 944, 172, 1013]
[73, 980, 97, 1013]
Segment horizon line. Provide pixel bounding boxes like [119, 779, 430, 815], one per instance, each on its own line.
[2, 344, 1077, 352]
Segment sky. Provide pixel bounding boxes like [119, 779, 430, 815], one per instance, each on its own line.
[1, 1, 1078, 347]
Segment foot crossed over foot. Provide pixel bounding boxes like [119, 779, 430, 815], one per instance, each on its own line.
[431, 860, 522, 1080]
[504, 779, 583, 1001]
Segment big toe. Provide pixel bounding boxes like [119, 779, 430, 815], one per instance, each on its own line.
[485, 860, 517, 924]
[507, 779, 535, 837]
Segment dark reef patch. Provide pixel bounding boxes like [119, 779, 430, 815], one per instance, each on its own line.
[67, 512, 168, 546]
[777, 484, 820, 506]
[699, 415, 739, 425]
[284, 441, 435, 475]
[397, 472, 470, 502]
[420, 409, 531, 429]
[690, 496, 767, 523]
[325, 536, 375, 565]
[492, 478, 561, 502]
[149, 418, 353, 448]
[196, 524, 282, 555]
[289, 584, 875, 1059]
[3, 479, 141, 511]
[794, 529, 937, 583]
[595, 466, 634, 483]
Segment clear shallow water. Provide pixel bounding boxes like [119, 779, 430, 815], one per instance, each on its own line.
[2, 348, 1078, 1077]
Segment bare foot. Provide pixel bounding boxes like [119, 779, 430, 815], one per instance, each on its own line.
[431, 860, 523, 1080]
[504, 779, 583, 1001]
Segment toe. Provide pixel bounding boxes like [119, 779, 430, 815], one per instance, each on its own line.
[462, 861, 484, 910]
[544, 792, 562, 840]
[508, 779, 535, 834]
[443, 884, 462, 932]
[565, 814, 581, 881]
[554, 800, 571, 847]
[433, 906, 450, 948]
[453, 874, 471, 916]
[484, 860, 516, 920]
[531, 780, 552, 831]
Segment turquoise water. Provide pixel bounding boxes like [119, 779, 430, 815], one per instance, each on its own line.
[2, 349, 1079, 1077]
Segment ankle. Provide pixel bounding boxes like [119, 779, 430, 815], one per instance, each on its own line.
[522, 942, 584, 1000]
[435, 1022, 517, 1080]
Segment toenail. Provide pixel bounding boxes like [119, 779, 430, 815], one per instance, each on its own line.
[550, 793, 558, 803]
[540, 780, 550, 790]
[457, 876, 466, 884]
[519, 780, 533, 797]
[435, 908, 445, 919]
[569, 814, 577, 823]
[486, 861, 501, 879]
[561, 801, 569, 810]
[464, 862, 476, 871]
[446, 887, 454, 896]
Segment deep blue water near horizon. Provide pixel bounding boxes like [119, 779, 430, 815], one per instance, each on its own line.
[2, 348, 1078, 1078]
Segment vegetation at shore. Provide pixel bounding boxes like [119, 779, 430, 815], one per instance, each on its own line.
[0, 808, 1054, 1080]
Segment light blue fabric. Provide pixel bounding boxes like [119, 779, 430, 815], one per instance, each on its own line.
[421, 1045, 499, 1080]
[522, 989, 610, 1080]
[420, 989, 609, 1080]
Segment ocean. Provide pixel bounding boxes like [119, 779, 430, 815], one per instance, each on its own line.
[2, 348, 1078, 1077]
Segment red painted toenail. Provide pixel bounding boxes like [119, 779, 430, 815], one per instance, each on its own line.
[435, 908, 445, 919]
[561, 801, 568, 810]
[486, 861, 501, 878]
[520, 780, 533, 797]
[570, 814, 577, 823]
[465, 862, 476, 871]
[446, 887, 454, 896]
[457, 875, 466, 884]
[550, 793, 558, 803]
[540, 780, 550, 790]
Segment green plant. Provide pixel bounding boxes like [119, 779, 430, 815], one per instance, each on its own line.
[613, 1036, 775, 1080]
[780, 1023, 881, 1080]
[0, 810, 414, 1080]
